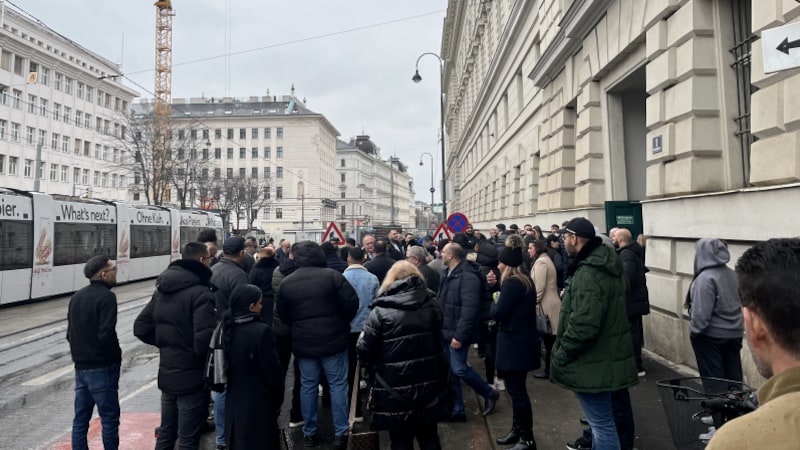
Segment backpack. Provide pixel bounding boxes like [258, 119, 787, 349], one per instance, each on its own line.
[203, 322, 227, 392]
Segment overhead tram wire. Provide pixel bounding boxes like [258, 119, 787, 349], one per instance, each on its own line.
[123, 9, 446, 76]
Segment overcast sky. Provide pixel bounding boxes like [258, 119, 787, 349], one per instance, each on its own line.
[16, 0, 447, 203]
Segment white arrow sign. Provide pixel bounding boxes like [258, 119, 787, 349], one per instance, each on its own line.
[762, 22, 800, 73]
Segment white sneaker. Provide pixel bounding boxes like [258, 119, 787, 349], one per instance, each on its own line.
[359, 380, 368, 390]
[494, 377, 506, 391]
[699, 426, 716, 442]
[638, 370, 646, 377]
[289, 420, 304, 428]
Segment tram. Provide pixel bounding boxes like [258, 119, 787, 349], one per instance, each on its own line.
[0, 188, 223, 305]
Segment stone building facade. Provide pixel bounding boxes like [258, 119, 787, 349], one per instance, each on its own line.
[160, 95, 340, 242]
[441, 0, 798, 385]
[336, 135, 415, 240]
[0, 4, 138, 200]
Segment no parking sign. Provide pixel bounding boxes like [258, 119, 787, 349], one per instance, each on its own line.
[447, 212, 469, 233]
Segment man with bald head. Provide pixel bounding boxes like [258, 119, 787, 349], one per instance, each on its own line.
[616, 228, 650, 376]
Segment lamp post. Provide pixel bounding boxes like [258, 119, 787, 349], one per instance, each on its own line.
[412, 52, 447, 220]
[419, 152, 435, 228]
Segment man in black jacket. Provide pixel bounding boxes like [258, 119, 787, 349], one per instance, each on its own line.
[209, 235, 249, 448]
[364, 239, 395, 284]
[439, 243, 499, 422]
[616, 229, 650, 376]
[134, 242, 217, 450]
[277, 241, 359, 450]
[68, 255, 122, 450]
[407, 245, 440, 293]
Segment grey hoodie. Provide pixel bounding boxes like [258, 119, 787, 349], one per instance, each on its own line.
[688, 238, 743, 339]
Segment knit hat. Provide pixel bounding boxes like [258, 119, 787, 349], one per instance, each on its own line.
[498, 234, 524, 267]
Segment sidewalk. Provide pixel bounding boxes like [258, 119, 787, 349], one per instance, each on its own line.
[279, 347, 691, 449]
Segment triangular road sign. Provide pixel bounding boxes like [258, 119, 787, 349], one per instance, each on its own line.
[432, 223, 452, 244]
[323, 221, 346, 245]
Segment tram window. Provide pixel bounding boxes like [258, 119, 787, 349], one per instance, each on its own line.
[130, 225, 170, 258]
[54, 223, 117, 266]
[180, 226, 205, 253]
[0, 220, 33, 270]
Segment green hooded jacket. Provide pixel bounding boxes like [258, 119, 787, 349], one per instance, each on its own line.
[550, 237, 639, 393]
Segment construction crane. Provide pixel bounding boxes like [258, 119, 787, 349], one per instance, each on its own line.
[153, 0, 174, 205]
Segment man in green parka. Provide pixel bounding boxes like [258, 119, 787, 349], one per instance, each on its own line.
[551, 217, 638, 450]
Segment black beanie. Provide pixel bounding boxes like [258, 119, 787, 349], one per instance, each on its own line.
[498, 235, 524, 267]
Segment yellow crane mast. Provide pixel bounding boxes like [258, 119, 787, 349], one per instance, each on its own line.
[153, 0, 173, 204]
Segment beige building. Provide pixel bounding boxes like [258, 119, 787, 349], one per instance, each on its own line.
[336, 135, 415, 239]
[0, 3, 138, 200]
[441, 0, 798, 385]
[159, 95, 340, 242]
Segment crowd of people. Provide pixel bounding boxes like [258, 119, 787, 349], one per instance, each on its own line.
[64, 220, 800, 450]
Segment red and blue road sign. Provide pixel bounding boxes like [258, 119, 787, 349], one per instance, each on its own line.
[447, 212, 469, 233]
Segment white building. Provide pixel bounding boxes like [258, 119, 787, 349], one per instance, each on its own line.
[441, 0, 798, 384]
[0, 4, 138, 200]
[336, 135, 415, 238]
[146, 94, 340, 242]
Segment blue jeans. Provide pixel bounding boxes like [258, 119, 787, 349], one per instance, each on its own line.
[297, 350, 349, 437]
[577, 391, 619, 450]
[156, 388, 209, 450]
[448, 345, 494, 415]
[214, 388, 226, 446]
[72, 363, 121, 450]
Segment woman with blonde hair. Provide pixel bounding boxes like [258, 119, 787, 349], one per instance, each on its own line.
[491, 235, 539, 450]
[357, 261, 452, 450]
[528, 240, 561, 379]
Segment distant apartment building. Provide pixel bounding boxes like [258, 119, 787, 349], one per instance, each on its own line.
[133, 94, 340, 242]
[0, 4, 138, 200]
[336, 135, 415, 237]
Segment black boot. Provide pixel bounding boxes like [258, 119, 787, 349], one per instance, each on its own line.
[496, 429, 520, 445]
[506, 439, 536, 450]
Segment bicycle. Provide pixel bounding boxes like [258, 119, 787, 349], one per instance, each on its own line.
[657, 377, 758, 449]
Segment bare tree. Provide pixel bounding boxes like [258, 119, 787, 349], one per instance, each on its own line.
[116, 106, 211, 206]
[238, 175, 275, 230]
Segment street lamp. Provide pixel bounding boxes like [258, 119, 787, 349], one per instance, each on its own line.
[419, 152, 435, 228]
[412, 52, 447, 220]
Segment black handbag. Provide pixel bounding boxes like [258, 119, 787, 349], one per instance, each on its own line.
[536, 303, 552, 335]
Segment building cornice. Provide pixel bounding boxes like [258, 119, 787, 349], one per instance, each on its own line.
[527, 0, 614, 88]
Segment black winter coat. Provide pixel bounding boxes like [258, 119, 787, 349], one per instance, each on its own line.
[276, 256, 359, 358]
[67, 280, 122, 370]
[210, 258, 248, 320]
[248, 257, 280, 323]
[618, 242, 650, 317]
[270, 260, 297, 337]
[365, 254, 396, 284]
[357, 276, 452, 430]
[418, 263, 441, 294]
[439, 260, 484, 345]
[134, 259, 217, 395]
[491, 277, 540, 372]
[325, 249, 348, 273]
[225, 317, 284, 450]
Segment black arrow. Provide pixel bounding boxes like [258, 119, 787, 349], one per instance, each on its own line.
[777, 37, 800, 55]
